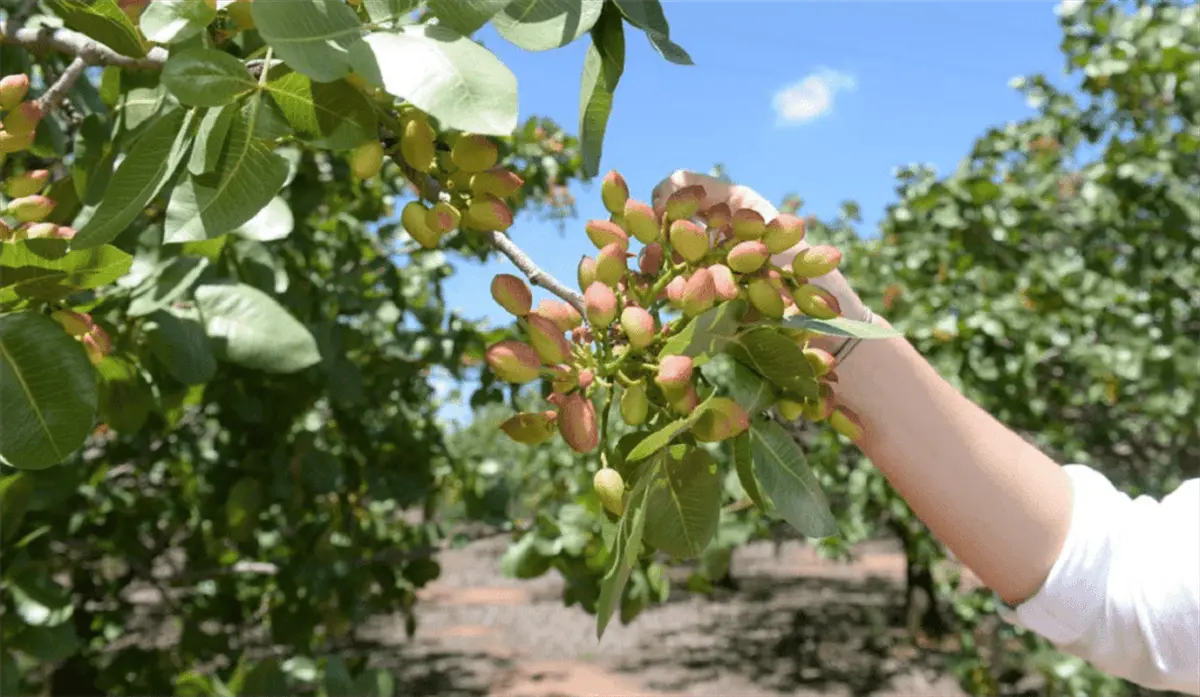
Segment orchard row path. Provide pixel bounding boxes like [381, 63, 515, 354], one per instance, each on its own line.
[356, 535, 980, 697]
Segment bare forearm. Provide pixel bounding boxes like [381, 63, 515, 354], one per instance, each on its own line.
[835, 320, 1074, 605]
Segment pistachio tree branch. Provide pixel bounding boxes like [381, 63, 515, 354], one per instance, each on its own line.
[379, 112, 588, 315]
[36, 55, 86, 111]
[7, 19, 586, 318]
[485, 229, 586, 315]
[1, 22, 168, 69]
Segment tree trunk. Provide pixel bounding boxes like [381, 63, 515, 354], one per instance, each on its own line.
[887, 518, 950, 638]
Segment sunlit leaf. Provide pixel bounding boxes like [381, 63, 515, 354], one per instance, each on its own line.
[363, 25, 518, 135]
[577, 1, 623, 177]
[194, 282, 320, 373]
[0, 312, 98, 470]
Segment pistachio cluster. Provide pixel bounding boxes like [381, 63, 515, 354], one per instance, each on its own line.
[480, 169, 863, 513]
[373, 109, 523, 248]
[2, 73, 110, 366]
[1, 76, 74, 243]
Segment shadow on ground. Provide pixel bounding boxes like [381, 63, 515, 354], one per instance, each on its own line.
[330, 644, 514, 697]
[350, 537, 968, 697]
[611, 573, 960, 697]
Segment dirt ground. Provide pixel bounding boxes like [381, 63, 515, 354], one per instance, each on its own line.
[353, 536, 977, 697]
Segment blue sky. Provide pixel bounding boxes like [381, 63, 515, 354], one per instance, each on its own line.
[433, 0, 1079, 423]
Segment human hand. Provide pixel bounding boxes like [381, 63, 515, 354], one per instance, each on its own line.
[650, 170, 875, 347]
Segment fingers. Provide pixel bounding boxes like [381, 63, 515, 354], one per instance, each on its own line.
[651, 170, 728, 216]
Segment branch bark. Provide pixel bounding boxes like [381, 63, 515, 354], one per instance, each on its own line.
[486, 230, 586, 314]
[36, 55, 87, 111]
[382, 121, 588, 315]
[1, 22, 167, 69]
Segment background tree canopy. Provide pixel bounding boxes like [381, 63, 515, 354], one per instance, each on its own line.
[1, 0, 1196, 696]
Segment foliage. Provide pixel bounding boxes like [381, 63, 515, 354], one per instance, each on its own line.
[1, 0, 1195, 695]
[798, 1, 1199, 693]
[0, 0, 690, 693]
[451, 0, 1198, 694]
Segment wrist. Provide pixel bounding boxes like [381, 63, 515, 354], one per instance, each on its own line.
[828, 314, 910, 418]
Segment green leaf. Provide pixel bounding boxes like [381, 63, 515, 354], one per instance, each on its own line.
[491, 0, 604, 51]
[0, 312, 98, 470]
[10, 565, 74, 627]
[363, 0, 418, 24]
[47, 0, 147, 58]
[323, 657, 355, 697]
[248, 95, 294, 141]
[225, 477, 262, 540]
[252, 0, 373, 83]
[642, 447, 721, 559]
[265, 73, 376, 151]
[43, 175, 82, 227]
[352, 669, 395, 697]
[161, 48, 256, 107]
[175, 672, 218, 697]
[139, 0, 218, 44]
[626, 398, 714, 462]
[194, 282, 321, 373]
[730, 327, 818, 400]
[236, 659, 287, 697]
[428, 0, 507, 35]
[698, 351, 776, 413]
[731, 431, 766, 510]
[72, 114, 115, 205]
[73, 108, 194, 249]
[611, 0, 692, 65]
[232, 196, 294, 241]
[164, 99, 290, 243]
[144, 309, 218, 385]
[658, 299, 745, 360]
[0, 473, 34, 542]
[127, 256, 211, 317]
[99, 66, 121, 105]
[189, 104, 237, 175]
[363, 25, 519, 136]
[748, 417, 837, 538]
[0, 240, 133, 305]
[234, 239, 288, 294]
[283, 656, 317, 683]
[781, 315, 902, 340]
[1, 651, 19, 696]
[577, 2, 624, 178]
[499, 532, 551, 578]
[596, 461, 653, 639]
[96, 357, 152, 433]
[10, 622, 81, 663]
[117, 85, 169, 132]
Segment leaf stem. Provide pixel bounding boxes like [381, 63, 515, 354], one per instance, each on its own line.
[256, 47, 273, 89]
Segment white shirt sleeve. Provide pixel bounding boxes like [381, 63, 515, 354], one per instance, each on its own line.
[996, 464, 1200, 695]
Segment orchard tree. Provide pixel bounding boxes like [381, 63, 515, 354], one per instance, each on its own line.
[0, 0, 765, 694]
[450, 1, 1198, 695]
[787, 1, 1198, 693]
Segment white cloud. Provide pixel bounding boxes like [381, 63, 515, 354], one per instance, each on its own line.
[772, 68, 857, 126]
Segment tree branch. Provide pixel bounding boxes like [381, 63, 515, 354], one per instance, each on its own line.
[8, 18, 586, 320]
[0, 22, 167, 69]
[485, 229, 586, 314]
[379, 112, 588, 315]
[36, 55, 86, 111]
